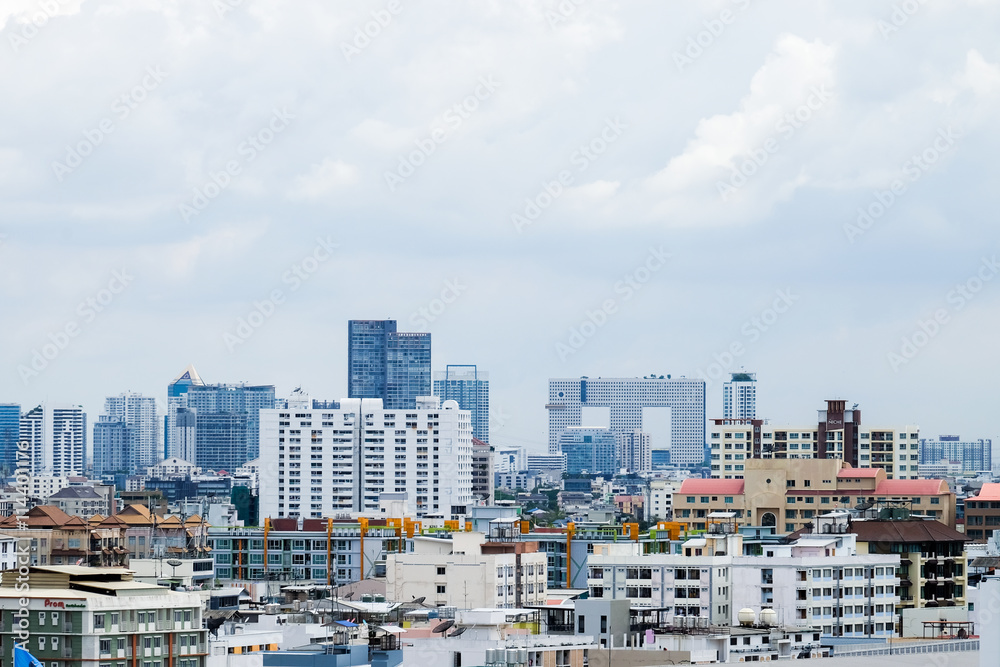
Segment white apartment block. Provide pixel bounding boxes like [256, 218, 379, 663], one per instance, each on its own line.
[386, 532, 547, 608]
[147, 457, 202, 478]
[722, 372, 756, 420]
[709, 422, 921, 480]
[547, 377, 706, 466]
[259, 396, 473, 520]
[104, 392, 159, 469]
[616, 430, 651, 473]
[646, 479, 681, 521]
[20, 404, 86, 477]
[495, 447, 525, 473]
[587, 528, 900, 639]
[29, 475, 69, 499]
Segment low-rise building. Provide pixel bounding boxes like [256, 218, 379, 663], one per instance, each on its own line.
[673, 458, 956, 533]
[0, 566, 206, 667]
[964, 482, 1000, 542]
[386, 525, 547, 608]
[0, 505, 128, 567]
[47, 485, 113, 518]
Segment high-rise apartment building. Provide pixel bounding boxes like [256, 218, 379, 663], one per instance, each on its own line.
[259, 395, 473, 520]
[166, 366, 274, 471]
[433, 365, 489, 441]
[616, 430, 652, 473]
[547, 376, 706, 466]
[920, 435, 992, 474]
[93, 415, 132, 474]
[166, 364, 205, 458]
[95, 392, 158, 472]
[19, 404, 86, 477]
[722, 371, 756, 419]
[560, 427, 617, 476]
[708, 400, 920, 480]
[186, 383, 275, 471]
[0, 403, 19, 475]
[348, 320, 431, 409]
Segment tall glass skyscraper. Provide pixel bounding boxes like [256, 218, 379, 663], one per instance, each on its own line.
[93, 416, 133, 475]
[0, 404, 20, 476]
[348, 320, 431, 409]
[559, 426, 617, 476]
[166, 364, 205, 459]
[433, 365, 489, 442]
[186, 383, 275, 470]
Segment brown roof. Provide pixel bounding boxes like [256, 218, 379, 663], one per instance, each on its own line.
[88, 514, 106, 525]
[0, 505, 88, 530]
[185, 514, 204, 525]
[843, 520, 968, 544]
[158, 515, 183, 527]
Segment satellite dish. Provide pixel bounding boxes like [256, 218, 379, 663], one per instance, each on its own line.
[166, 559, 182, 567]
[343, 592, 354, 600]
[412, 597, 426, 605]
[433, 620, 455, 634]
[449, 627, 467, 638]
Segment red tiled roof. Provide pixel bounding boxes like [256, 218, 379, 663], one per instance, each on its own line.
[678, 479, 745, 494]
[837, 467, 882, 478]
[974, 483, 1000, 501]
[875, 479, 948, 495]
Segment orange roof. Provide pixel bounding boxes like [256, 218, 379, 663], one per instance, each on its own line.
[158, 515, 183, 527]
[974, 483, 1000, 501]
[837, 467, 882, 478]
[185, 515, 204, 525]
[875, 479, 949, 495]
[88, 514, 106, 525]
[678, 479, 745, 494]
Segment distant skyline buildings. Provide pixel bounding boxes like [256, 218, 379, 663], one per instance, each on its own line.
[93, 392, 158, 474]
[723, 372, 757, 420]
[348, 320, 431, 410]
[165, 365, 274, 472]
[433, 365, 489, 442]
[547, 376, 706, 466]
[560, 426, 616, 476]
[920, 435, 992, 474]
[19, 403, 86, 477]
[0, 404, 19, 475]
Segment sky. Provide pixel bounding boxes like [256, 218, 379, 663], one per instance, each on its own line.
[1, 0, 999, 457]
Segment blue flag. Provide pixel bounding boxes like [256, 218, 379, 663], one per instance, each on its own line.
[15, 646, 44, 667]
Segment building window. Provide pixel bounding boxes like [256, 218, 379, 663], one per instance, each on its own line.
[436, 585, 446, 594]
[94, 614, 105, 630]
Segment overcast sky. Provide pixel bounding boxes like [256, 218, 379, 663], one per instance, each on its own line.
[2, 0, 999, 456]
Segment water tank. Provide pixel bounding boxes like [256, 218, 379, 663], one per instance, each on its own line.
[485, 649, 496, 665]
[506, 648, 518, 664]
[738, 608, 756, 627]
[517, 649, 528, 665]
[760, 608, 778, 626]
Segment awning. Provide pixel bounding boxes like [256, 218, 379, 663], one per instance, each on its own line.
[379, 625, 407, 634]
[334, 621, 358, 628]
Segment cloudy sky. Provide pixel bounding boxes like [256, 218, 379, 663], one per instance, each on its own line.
[2, 0, 999, 456]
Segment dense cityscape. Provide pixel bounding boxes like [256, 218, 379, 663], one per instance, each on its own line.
[5, 2, 1000, 667]
[0, 319, 997, 666]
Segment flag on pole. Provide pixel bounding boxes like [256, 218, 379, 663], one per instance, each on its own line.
[15, 646, 44, 667]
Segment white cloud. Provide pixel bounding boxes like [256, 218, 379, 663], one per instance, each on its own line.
[287, 158, 359, 200]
